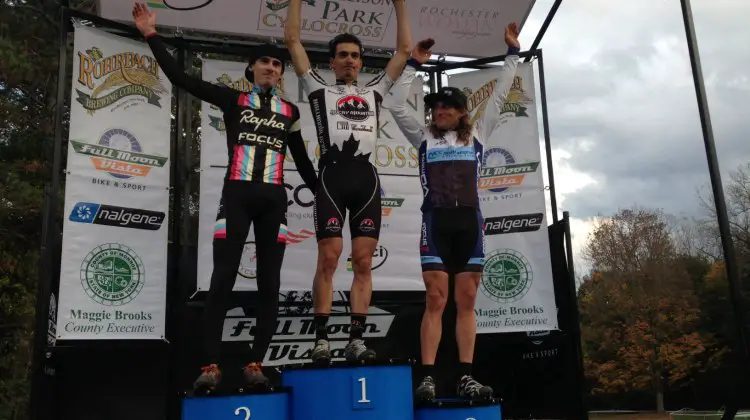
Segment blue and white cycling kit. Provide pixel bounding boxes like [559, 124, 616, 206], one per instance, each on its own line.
[384, 49, 519, 273]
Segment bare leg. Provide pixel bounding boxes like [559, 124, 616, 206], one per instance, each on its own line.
[420, 271, 449, 365]
[349, 236, 377, 315]
[454, 272, 480, 363]
[310, 237, 343, 363]
[344, 236, 378, 362]
[414, 270, 448, 400]
[454, 271, 492, 399]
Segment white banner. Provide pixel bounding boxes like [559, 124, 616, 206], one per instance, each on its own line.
[96, 0, 535, 59]
[197, 58, 425, 292]
[448, 63, 558, 333]
[56, 25, 172, 340]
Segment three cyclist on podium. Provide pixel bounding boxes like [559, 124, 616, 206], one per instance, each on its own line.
[132, 0, 522, 402]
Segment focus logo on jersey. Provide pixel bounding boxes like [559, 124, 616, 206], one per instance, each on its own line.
[332, 95, 374, 122]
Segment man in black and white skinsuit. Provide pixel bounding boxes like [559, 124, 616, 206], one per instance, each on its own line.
[284, 0, 413, 363]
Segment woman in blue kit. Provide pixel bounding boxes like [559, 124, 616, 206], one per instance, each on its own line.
[383, 24, 522, 401]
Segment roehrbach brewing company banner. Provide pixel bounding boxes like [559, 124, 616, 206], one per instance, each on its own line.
[55, 25, 172, 340]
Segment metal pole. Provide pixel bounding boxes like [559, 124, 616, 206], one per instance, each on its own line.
[29, 186, 53, 420]
[680, 2, 749, 419]
[30, 8, 70, 420]
[524, 0, 563, 63]
[563, 211, 587, 420]
[536, 49, 559, 223]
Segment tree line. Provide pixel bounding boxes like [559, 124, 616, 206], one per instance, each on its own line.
[578, 166, 750, 413]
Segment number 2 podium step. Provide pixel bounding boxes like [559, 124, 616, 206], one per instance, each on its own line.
[181, 388, 291, 420]
[281, 359, 414, 420]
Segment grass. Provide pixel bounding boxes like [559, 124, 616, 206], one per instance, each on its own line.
[590, 415, 670, 420]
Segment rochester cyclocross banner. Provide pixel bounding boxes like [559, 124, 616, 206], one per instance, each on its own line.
[55, 25, 172, 340]
[196, 58, 425, 292]
[448, 63, 559, 334]
[95, 0, 535, 59]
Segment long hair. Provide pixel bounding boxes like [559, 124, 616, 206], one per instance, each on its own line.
[428, 112, 473, 145]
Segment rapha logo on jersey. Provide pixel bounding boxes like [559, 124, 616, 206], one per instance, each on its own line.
[479, 147, 539, 196]
[69, 202, 165, 231]
[420, 221, 429, 251]
[240, 109, 287, 130]
[70, 128, 168, 187]
[325, 217, 341, 233]
[346, 245, 388, 272]
[332, 95, 374, 122]
[484, 213, 543, 235]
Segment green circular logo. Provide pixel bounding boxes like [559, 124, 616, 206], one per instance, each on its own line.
[80, 243, 145, 306]
[481, 248, 533, 303]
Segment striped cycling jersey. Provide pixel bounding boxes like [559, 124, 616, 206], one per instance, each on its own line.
[144, 33, 318, 192]
[227, 90, 298, 184]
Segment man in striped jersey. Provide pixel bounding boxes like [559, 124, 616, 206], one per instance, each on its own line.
[284, 0, 413, 365]
[133, 2, 318, 393]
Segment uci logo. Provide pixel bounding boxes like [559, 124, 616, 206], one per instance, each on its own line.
[284, 183, 314, 208]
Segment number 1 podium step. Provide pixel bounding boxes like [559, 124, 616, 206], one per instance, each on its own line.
[181, 388, 291, 420]
[281, 359, 415, 420]
[415, 398, 503, 420]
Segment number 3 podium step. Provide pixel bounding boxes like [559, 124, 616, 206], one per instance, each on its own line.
[280, 359, 414, 420]
[415, 398, 503, 420]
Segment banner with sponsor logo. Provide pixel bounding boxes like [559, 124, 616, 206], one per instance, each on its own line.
[218, 292, 398, 366]
[196, 58, 425, 292]
[96, 0, 535, 59]
[55, 25, 172, 340]
[447, 62, 558, 333]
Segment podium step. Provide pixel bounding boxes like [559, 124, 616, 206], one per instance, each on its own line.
[181, 388, 291, 420]
[281, 359, 415, 420]
[415, 398, 502, 420]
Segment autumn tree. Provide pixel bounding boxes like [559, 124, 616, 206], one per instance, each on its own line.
[578, 208, 720, 413]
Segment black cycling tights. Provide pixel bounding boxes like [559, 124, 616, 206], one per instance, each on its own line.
[203, 181, 288, 365]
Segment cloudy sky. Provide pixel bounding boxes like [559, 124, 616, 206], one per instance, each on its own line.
[464, 0, 750, 274]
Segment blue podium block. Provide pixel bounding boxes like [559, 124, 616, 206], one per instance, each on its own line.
[182, 389, 290, 420]
[415, 398, 502, 420]
[281, 360, 415, 420]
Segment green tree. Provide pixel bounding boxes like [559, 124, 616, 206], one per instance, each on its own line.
[1, 0, 93, 417]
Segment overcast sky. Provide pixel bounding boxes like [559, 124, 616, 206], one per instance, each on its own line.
[485, 0, 750, 273]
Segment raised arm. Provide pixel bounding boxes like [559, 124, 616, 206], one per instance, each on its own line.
[475, 23, 521, 144]
[286, 106, 318, 191]
[283, 0, 328, 94]
[382, 39, 433, 148]
[283, 0, 311, 77]
[133, 3, 235, 110]
[366, 0, 412, 96]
